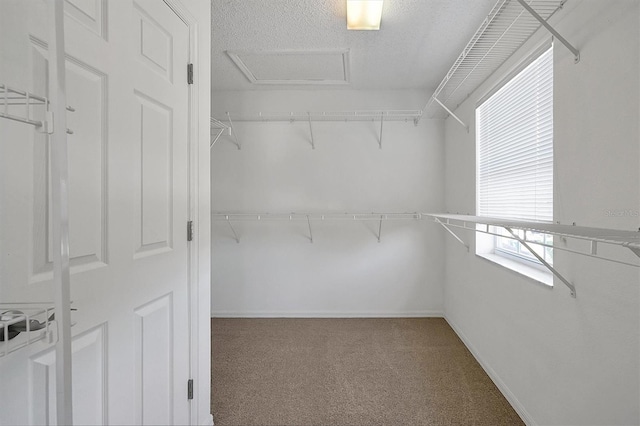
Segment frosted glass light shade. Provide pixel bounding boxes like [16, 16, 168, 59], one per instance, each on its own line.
[347, 0, 383, 30]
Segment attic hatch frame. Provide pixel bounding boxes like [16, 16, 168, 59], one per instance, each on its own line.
[423, 0, 579, 129]
[426, 214, 640, 299]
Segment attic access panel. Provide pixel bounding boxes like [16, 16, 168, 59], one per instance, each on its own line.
[227, 49, 351, 85]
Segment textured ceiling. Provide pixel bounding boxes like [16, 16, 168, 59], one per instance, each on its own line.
[211, 0, 497, 91]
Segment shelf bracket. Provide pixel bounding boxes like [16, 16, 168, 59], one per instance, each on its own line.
[226, 112, 241, 150]
[376, 215, 383, 242]
[516, 0, 580, 63]
[306, 215, 313, 243]
[433, 97, 469, 132]
[378, 114, 384, 149]
[210, 128, 224, 149]
[307, 113, 315, 150]
[435, 218, 470, 251]
[504, 227, 576, 298]
[627, 245, 640, 258]
[225, 216, 239, 243]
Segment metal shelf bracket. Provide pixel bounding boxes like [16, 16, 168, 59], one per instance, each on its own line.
[210, 128, 224, 148]
[516, 0, 580, 63]
[504, 227, 576, 297]
[376, 215, 383, 242]
[307, 112, 315, 150]
[225, 216, 240, 243]
[210, 117, 231, 149]
[435, 217, 470, 251]
[433, 97, 469, 132]
[226, 112, 241, 150]
[378, 114, 384, 149]
[306, 215, 313, 243]
[627, 245, 640, 258]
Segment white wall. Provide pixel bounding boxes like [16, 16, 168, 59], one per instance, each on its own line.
[443, 1, 640, 425]
[211, 90, 445, 316]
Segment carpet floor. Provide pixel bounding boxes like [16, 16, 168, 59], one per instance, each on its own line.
[211, 318, 524, 426]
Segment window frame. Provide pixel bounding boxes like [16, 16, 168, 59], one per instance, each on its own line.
[475, 42, 554, 283]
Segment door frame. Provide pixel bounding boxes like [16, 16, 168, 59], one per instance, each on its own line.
[157, 1, 207, 424]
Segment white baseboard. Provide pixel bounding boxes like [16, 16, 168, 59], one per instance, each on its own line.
[211, 310, 444, 318]
[444, 315, 535, 426]
[203, 413, 214, 425]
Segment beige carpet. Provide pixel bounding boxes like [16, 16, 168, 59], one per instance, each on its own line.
[211, 318, 524, 426]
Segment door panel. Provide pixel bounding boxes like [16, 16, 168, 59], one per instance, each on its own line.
[0, 1, 191, 424]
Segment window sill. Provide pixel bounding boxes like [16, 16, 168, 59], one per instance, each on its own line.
[477, 252, 553, 287]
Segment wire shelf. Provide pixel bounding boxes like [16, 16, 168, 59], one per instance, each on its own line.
[213, 212, 424, 243]
[0, 303, 56, 357]
[0, 83, 75, 134]
[215, 110, 423, 123]
[213, 212, 424, 221]
[424, 0, 566, 118]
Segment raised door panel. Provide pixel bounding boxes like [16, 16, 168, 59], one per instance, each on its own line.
[133, 3, 173, 82]
[134, 294, 174, 426]
[132, 91, 173, 258]
[29, 324, 108, 425]
[64, 0, 107, 40]
[28, 39, 107, 284]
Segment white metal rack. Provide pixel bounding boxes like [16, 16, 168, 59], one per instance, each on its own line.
[213, 212, 423, 243]
[212, 110, 423, 150]
[1, 84, 75, 134]
[210, 116, 231, 148]
[423, 0, 578, 127]
[0, 1, 74, 423]
[426, 213, 640, 298]
[219, 110, 423, 123]
[0, 304, 56, 357]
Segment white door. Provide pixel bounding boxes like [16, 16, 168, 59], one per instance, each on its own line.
[0, 0, 192, 424]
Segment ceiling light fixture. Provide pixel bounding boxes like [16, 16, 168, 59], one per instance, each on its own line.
[346, 0, 383, 30]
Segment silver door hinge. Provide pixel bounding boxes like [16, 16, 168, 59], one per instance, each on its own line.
[187, 63, 194, 84]
[187, 379, 194, 400]
[187, 221, 194, 242]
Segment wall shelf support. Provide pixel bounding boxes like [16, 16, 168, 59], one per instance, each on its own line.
[210, 117, 231, 149]
[307, 112, 315, 150]
[226, 112, 241, 150]
[378, 114, 384, 149]
[376, 215, 383, 242]
[210, 128, 224, 148]
[435, 218, 470, 251]
[504, 227, 576, 297]
[516, 0, 580, 63]
[306, 215, 313, 243]
[225, 216, 240, 243]
[433, 97, 468, 132]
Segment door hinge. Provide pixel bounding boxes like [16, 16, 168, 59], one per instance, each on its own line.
[187, 63, 194, 85]
[187, 220, 194, 242]
[187, 379, 194, 400]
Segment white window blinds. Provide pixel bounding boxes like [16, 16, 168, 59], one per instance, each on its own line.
[477, 46, 553, 222]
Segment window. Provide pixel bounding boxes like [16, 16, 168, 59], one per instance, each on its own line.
[476, 45, 554, 276]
